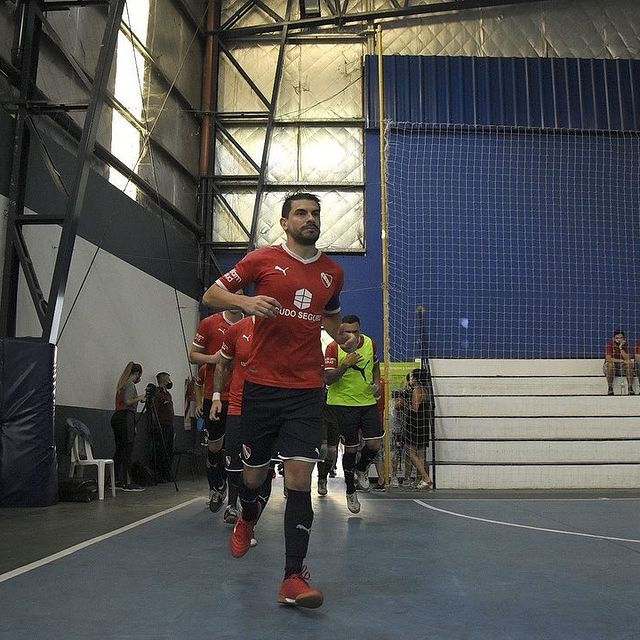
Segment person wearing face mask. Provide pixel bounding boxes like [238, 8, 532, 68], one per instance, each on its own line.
[151, 372, 176, 482]
[111, 361, 146, 491]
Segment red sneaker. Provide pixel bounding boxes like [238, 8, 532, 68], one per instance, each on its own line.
[229, 517, 255, 558]
[277, 567, 324, 608]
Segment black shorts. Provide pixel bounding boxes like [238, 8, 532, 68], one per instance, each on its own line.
[240, 381, 324, 467]
[224, 414, 243, 473]
[326, 404, 384, 447]
[322, 404, 340, 447]
[203, 398, 228, 443]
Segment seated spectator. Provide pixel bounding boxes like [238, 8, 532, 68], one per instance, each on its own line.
[604, 329, 635, 396]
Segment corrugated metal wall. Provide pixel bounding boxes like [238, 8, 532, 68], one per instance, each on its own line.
[366, 56, 640, 130]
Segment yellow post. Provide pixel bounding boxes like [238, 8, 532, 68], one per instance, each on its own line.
[377, 24, 392, 487]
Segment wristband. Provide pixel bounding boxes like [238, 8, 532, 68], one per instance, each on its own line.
[212, 392, 221, 401]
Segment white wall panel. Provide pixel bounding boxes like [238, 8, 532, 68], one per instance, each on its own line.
[15, 225, 199, 414]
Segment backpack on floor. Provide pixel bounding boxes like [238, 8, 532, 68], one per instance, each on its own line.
[58, 478, 98, 502]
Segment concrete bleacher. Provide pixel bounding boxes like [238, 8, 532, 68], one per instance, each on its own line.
[428, 359, 640, 489]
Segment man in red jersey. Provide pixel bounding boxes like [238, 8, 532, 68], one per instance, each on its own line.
[189, 306, 243, 512]
[212, 316, 276, 534]
[202, 192, 357, 609]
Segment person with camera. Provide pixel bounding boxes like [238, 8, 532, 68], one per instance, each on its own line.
[111, 362, 146, 491]
[604, 329, 635, 396]
[148, 372, 175, 483]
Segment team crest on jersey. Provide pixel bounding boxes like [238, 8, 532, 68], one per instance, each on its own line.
[293, 288, 313, 310]
[225, 455, 231, 467]
[242, 444, 252, 459]
[320, 272, 333, 288]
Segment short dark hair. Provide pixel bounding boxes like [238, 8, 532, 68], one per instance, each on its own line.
[613, 328, 625, 336]
[156, 372, 170, 383]
[281, 192, 321, 218]
[341, 314, 360, 325]
[131, 363, 142, 375]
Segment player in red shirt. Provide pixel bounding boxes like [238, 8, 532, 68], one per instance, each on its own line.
[202, 192, 357, 609]
[189, 308, 243, 512]
[212, 316, 276, 533]
[604, 329, 635, 395]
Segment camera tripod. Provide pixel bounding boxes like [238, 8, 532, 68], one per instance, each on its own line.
[139, 397, 179, 492]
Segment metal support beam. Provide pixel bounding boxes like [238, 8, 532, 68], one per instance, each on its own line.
[218, 0, 549, 37]
[1, 1, 45, 337]
[247, 2, 291, 250]
[42, 0, 126, 344]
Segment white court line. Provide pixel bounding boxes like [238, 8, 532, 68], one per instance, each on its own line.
[0, 497, 202, 584]
[414, 500, 640, 544]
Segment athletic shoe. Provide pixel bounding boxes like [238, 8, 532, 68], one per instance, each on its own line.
[230, 516, 256, 558]
[223, 505, 238, 525]
[346, 492, 360, 513]
[278, 567, 324, 608]
[209, 484, 227, 513]
[390, 477, 399, 488]
[607, 388, 614, 396]
[629, 389, 635, 396]
[415, 480, 433, 490]
[250, 537, 257, 548]
[371, 483, 385, 493]
[317, 478, 328, 496]
[122, 483, 145, 492]
[355, 469, 370, 491]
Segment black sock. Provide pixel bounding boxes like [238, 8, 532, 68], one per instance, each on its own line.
[227, 472, 240, 508]
[239, 481, 260, 522]
[256, 470, 274, 522]
[207, 449, 225, 490]
[357, 445, 377, 472]
[317, 450, 336, 481]
[284, 489, 313, 578]
[342, 451, 357, 494]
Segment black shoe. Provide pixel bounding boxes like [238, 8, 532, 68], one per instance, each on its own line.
[607, 388, 614, 396]
[629, 389, 635, 396]
[122, 483, 145, 492]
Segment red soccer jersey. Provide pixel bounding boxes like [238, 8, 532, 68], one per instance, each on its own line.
[192, 311, 238, 400]
[216, 244, 344, 389]
[220, 316, 255, 416]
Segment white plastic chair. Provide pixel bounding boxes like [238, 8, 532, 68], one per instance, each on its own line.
[68, 424, 116, 500]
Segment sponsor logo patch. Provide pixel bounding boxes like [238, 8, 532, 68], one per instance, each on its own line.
[293, 288, 313, 310]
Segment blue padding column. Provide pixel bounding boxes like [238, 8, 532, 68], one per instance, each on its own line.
[0, 338, 58, 507]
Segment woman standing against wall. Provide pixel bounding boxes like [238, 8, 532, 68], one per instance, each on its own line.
[111, 362, 146, 491]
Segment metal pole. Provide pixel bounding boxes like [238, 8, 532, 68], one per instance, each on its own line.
[42, 0, 126, 344]
[377, 24, 392, 487]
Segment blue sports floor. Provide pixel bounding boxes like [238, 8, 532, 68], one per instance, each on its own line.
[1, 480, 639, 640]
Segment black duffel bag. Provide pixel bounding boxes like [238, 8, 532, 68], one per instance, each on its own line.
[58, 478, 98, 502]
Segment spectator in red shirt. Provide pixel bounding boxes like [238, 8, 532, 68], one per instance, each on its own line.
[202, 192, 357, 609]
[604, 329, 635, 396]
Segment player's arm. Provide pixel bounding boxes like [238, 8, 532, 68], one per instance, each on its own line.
[371, 361, 382, 397]
[325, 352, 363, 385]
[203, 283, 281, 319]
[323, 312, 358, 351]
[210, 355, 233, 421]
[189, 344, 222, 366]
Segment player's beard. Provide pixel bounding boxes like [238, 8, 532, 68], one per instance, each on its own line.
[289, 225, 320, 245]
